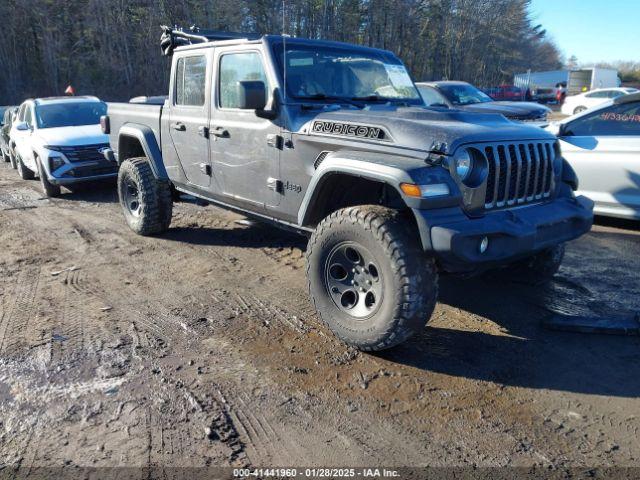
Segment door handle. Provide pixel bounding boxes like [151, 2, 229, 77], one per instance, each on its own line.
[211, 126, 229, 138]
[171, 122, 186, 131]
[198, 126, 209, 138]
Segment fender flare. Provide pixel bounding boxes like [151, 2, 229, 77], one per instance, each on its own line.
[297, 153, 418, 226]
[118, 124, 168, 180]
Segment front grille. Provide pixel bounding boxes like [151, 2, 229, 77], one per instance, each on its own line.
[54, 143, 109, 163]
[482, 140, 556, 210]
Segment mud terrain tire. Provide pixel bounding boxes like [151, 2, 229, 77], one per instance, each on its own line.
[118, 157, 173, 236]
[505, 244, 565, 285]
[307, 205, 438, 351]
[37, 159, 61, 197]
[17, 154, 35, 180]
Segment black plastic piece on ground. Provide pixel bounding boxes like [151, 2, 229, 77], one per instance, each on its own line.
[543, 313, 640, 335]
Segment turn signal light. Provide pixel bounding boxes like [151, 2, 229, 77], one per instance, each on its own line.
[400, 183, 422, 197]
[400, 182, 450, 198]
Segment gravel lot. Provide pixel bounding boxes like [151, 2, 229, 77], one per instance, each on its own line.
[0, 160, 639, 474]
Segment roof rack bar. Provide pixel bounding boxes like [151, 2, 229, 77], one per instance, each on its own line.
[160, 25, 261, 57]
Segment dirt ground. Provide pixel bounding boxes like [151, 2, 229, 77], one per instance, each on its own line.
[1, 159, 639, 476]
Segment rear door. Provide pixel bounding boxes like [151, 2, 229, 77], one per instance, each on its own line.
[561, 101, 640, 216]
[168, 52, 213, 189]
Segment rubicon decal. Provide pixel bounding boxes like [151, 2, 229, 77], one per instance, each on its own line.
[311, 121, 388, 140]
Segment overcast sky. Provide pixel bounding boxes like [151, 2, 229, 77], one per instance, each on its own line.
[529, 0, 639, 64]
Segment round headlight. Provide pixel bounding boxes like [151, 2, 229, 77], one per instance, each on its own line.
[454, 149, 473, 181]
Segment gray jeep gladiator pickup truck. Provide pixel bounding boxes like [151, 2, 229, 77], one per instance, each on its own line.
[102, 27, 593, 351]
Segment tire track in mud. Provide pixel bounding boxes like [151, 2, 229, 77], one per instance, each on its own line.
[210, 288, 309, 335]
[0, 266, 41, 356]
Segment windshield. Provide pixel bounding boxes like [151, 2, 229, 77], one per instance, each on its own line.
[438, 84, 493, 106]
[273, 43, 422, 105]
[35, 102, 107, 129]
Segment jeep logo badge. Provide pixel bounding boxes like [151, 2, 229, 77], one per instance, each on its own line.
[311, 121, 387, 140]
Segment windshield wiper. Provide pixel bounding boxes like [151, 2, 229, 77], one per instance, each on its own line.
[350, 95, 387, 102]
[352, 95, 413, 107]
[301, 94, 364, 109]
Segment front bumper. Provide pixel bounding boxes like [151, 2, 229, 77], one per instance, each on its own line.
[49, 161, 119, 185]
[414, 196, 594, 272]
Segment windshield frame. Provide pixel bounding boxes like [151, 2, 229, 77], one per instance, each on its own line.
[269, 40, 423, 106]
[34, 101, 107, 129]
[437, 83, 494, 106]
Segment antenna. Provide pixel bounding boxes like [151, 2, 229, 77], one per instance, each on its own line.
[282, 0, 289, 104]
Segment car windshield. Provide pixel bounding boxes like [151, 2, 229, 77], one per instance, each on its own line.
[272, 43, 422, 105]
[438, 84, 493, 106]
[35, 102, 107, 129]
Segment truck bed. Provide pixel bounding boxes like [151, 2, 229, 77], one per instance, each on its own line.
[106, 101, 164, 156]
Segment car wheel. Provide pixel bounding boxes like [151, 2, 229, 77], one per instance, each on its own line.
[37, 159, 61, 197]
[306, 205, 438, 351]
[573, 106, 587, 114]
[17, 154, 35, 180]
[118, 157, 173, 236]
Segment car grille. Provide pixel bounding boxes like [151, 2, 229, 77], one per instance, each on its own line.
[64, 164, 118, 178]
[483, 140, 557, 210]
[54, 143, 109, 163]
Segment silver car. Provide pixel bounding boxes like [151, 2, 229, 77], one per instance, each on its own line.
[548, 92, 640, 220]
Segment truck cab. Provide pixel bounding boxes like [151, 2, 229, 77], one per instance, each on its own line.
[104, 28, 594, 351]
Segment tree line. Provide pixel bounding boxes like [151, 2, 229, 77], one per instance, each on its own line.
[0, 0, 563, 104]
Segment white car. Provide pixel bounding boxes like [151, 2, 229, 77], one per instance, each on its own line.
[9, 96, 116, 197]
[561, 87, 639, 116]
[548, 92, 640, 220]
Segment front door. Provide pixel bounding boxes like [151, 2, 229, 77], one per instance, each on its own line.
[169, 53, 212, 189]
[210, 48, 280, 211]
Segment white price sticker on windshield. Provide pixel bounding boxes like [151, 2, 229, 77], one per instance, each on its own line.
[385, 64, 414, 88]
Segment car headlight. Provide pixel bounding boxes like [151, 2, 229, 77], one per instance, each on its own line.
[450, 147, 488, 188]
[454, 149, 473, 181]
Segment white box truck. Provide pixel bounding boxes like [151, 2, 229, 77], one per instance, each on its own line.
[514, 68, 621, 101]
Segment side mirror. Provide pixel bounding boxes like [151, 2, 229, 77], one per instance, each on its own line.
[15, 121, 30, 131]
[238, 81, 267, 111]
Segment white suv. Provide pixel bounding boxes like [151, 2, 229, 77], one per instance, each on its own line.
[9, 96, 116, 197]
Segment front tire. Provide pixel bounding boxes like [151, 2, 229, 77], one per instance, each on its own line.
[118, 157, 173, 236]
[37, 159, 61, 197]
[306, 205, 438, 351]
[573, 106, 587, 114]
[17, 154, 35, 180]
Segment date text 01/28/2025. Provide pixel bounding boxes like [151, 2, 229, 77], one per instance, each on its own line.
[232, 468, 400, 478]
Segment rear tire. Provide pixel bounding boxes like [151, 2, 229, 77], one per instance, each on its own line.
[17, 154, 35, 180]
[118, 157, 173, 236]
[306, 205, 438, 351]
[37, 159, 61, 197]
[573, 106, 587, 114]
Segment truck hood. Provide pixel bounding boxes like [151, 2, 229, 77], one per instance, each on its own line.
[36, 124, 108, 147]
[456, 101, 550, 119]
[298, 105, 554, 154]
